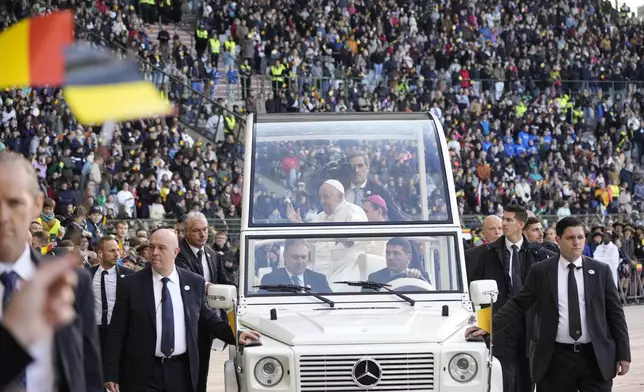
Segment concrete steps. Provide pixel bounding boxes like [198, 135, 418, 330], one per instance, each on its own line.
[147, 23, 267, 103]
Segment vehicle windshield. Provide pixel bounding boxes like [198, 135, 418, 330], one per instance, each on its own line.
[244, 233, 462, 297]
[250, 115, 451, 226]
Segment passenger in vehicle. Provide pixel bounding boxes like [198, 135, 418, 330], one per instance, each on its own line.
[344, 152, 404, 221]
[362, 195, 388, 257]
[286, 179, 367, 223]
[365, 238, 429, 287]
[362, 195, 388, 222]
[287, 179, 368, 289]
[260, 239, 332, 293]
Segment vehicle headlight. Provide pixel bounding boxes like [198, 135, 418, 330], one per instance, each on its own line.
[254, 357, 284, 387]
[448, 353, 478, 383]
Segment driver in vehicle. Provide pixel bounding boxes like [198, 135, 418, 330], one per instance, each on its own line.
[366, 238, 429, 286]
[260, 239, 332, 293]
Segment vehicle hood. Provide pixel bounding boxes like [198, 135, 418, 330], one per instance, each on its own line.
[240, 306, 471, 345]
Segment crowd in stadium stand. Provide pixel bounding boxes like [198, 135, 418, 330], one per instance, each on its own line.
[2, 0, 644, 240]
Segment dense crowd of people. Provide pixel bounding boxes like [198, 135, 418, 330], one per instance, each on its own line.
[1, 0, 644, 237]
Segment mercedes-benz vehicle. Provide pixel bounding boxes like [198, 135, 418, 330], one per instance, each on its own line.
[208, 113, 502, 392]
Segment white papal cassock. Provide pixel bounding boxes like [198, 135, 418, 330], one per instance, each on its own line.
[306, 201, 370, 291]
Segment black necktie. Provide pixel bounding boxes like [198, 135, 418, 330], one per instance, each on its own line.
[568, 264, 582, 341]
[1, 271, 27, 388]
[160, 277, 175, 357]
[196, 249, 204, 275]
[101, 270, 109, 327]
[510, 245, 522, 295]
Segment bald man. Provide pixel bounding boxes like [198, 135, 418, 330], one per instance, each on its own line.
[481, 215, 503, 244]
[287, 179, 368, 223]
[104, 229, 260, 392]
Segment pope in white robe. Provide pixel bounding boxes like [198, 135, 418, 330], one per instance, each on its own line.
[287, 180, 369, 290]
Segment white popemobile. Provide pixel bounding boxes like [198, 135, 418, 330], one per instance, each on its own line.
[208, 112, 503, 392]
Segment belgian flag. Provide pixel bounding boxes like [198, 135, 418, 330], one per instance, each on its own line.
[62, 43, 174, 124]
[0, 11, 74, 88]
[0, 11, 173, 124]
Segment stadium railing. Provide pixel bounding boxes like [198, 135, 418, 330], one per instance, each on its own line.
[217, 75, 644, 104]
[105, 213, 636, 240]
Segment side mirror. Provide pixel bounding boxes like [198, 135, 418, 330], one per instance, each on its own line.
[207, 284, 237, 309]
[469, 280, 499, 305]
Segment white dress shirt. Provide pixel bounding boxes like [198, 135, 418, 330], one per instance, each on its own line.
[0, 244, 56, 391]
[93, 265, 117, 325]
[346, 181, 367, 205]
[593, 243, 620, 288]
[286, 269, 305, 287]
[505, 237, 524, 286]
[190, 244, 212, 283]
[556, 257, 590, 344]
[152, 266, 187, 357]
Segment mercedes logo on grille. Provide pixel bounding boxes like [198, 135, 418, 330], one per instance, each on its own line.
[351, 357, 382, 389]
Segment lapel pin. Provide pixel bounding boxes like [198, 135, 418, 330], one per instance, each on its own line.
[184, 285, 191, 291]
[120, 274, 125, 278]
[588, 270, 595, 275]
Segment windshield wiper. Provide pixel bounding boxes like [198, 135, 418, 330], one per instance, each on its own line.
[335, 281, 415, 306]
[254, 284, 335, 308]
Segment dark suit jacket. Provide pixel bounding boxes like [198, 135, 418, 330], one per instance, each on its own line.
[260, 268, 332, 292]
[175, 238, 233, 285]
[104, 265, 236, 392]
[32, 250, 104, 392]
[493, 256, 631, 382]
[89, 264, 135, 280]
[0, 323, 32, 390]
[345, 179, 404, 221]
[465, 235, 555, 358]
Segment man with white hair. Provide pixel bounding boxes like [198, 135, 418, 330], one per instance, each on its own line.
[174, 211, 233, 392]
[286, 180, 369, 290]
[287, 179, 368, 223]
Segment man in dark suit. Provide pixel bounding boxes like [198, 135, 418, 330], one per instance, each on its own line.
[0, 151, 103, 392]
[175, 211, 234, 392]
[524, 214, 559, 254]
[260, 239, 332, 292]
[104, 229, 260, 392]
[1, 255, 79, 390]
[89, 236, 134, 354]
[175, 212, 233, 285]
[465, 205, 555, 392]
[344, 151, 404, 221]
[365, 237, 430, 287]
[468, 216, 631, 391]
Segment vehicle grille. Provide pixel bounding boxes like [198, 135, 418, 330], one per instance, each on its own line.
[299, 352, 435, 391]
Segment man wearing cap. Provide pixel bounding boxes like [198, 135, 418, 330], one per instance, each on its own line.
[287, 180, 368, 224]
[287, 180, 369, 290]
[362, 195, 389, 257]
[86, 205, 104, 247]
[362, 195, 388, 222]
